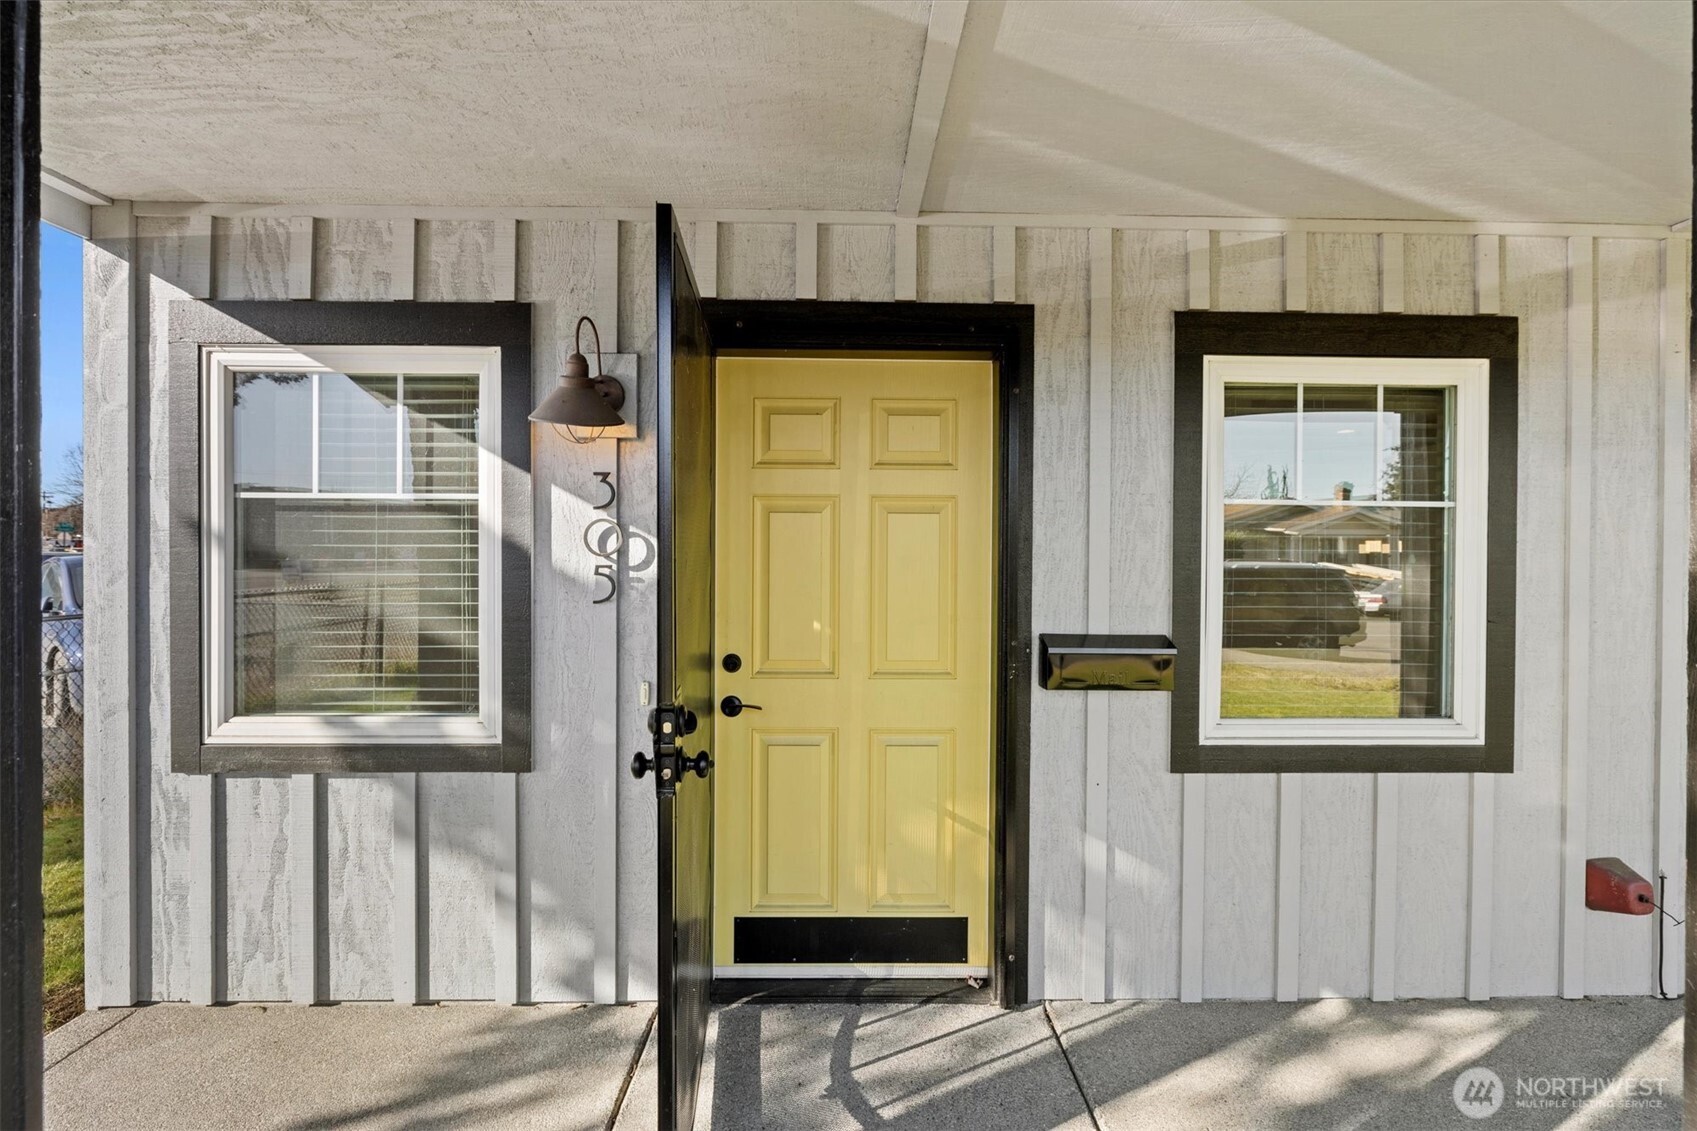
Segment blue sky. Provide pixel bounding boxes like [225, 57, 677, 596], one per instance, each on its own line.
[40, 221, 82, 500]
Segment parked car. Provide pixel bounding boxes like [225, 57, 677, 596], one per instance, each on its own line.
[41, 554, 84, 732]
[1365, 577, 1402, 617]
[1223, 560, 1367, 650]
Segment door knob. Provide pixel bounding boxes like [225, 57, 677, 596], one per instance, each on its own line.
[719, 695, 763, 718]
[683, 751, 714, 779]
[630, 751, 655, 779]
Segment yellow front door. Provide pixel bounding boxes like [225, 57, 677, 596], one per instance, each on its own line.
[713, 355, 994, 973]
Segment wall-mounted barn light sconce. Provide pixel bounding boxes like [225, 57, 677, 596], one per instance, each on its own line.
[530, 315, 626, 443]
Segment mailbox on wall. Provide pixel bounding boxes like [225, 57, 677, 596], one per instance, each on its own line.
[1039, 634, 1177, 691]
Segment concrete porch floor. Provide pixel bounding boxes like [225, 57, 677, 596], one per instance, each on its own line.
[44, 996, 1680, 1130]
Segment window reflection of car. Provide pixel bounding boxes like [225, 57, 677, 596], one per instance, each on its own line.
[1223, 560, 1367, 650]
[41, 554, 84, 733]
[1365, 578, 1402, 617]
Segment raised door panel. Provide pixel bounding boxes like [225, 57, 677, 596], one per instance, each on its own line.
[752, 496, 838, 675]
[871, 497, 957, 677]
[872, 399, 958, 468]
[869, 732, 955, 908]
[752, 731, 837, 908]
[754, 398, 840, 467]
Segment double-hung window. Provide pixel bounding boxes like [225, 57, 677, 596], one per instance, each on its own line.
[202, 346, 503, 748]
[1200, 356, 1487, 745]
[1170, 312, 1517, 774]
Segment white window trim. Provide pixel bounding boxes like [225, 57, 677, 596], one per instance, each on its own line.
[200, 345, 504, 747]
[1198, 355, 1489, 746]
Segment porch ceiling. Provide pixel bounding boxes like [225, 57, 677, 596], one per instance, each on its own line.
[42, 0, 1692, 224]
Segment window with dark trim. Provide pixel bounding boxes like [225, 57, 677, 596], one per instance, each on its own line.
[166, 302, 533, 774]
[1170, 312, 1518, 774]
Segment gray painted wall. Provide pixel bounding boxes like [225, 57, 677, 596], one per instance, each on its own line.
[83, 207, 1690, 1006]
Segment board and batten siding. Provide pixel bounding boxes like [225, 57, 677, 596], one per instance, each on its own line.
[83, 206, 1690, 1005]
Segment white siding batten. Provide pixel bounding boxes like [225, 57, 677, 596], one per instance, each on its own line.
[392, 772, 420, 1002]
[83, 201, 138, 1008]
[1284, 225, 1308, 311]
[1186, 229, 1210, 310]
[1560, 236, 1594, 999]
[1467, 233, 1499, 1002]
[1380, 233, 1405, 313]
[593, 441, 622, 1004]
[286, 216, 313, 300]
[1179, 776, 1205, 1002]
[392, 219, 416, 301]
[895, 222, 919, 302]
[495, 219, 518, 303]
[1476, 235, 1501, 315]
[794, 219, 818, 300]
[1467, 773, 1496, 1001]
[993, 225, 1014, 303]
[188, 775, 219, 1004]
[494, 774, 519, 1005]
[1105, 228, 1185, 1001]
[185, 213, 212, 299]
[1655, 237, 1690, 994]
[1275, 775, 1302, 1002]
[1371, 775, 1399, 1002]
[693, 220, 718, 300]
[1082, 227, 1112, 1003]
[289, 774, 318, 1003]
[595, 220, 621, 339]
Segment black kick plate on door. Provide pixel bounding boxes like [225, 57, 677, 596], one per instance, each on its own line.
[734, 917, 969, 964]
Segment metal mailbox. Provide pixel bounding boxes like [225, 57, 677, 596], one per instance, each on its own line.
[1038, 634, 1177, 691]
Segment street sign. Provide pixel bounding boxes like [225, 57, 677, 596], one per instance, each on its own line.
[54, 523, 73, 533]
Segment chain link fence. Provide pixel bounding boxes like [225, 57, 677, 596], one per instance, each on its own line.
[41, 614, 84, 805]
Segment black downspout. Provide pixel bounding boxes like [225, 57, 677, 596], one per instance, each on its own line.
[0, 2, 41, 1129]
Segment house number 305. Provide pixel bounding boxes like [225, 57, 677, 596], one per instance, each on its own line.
[584, 471, 620, 605]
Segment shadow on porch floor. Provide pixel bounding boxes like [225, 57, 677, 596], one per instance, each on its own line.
[43, 996, 1680, 1129]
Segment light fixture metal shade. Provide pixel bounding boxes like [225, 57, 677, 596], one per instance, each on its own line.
[529, 371, 626, 428]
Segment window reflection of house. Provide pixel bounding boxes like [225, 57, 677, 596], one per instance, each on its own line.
[1222, 499, 1406, 572]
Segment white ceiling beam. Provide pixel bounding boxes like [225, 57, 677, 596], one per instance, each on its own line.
[42, 166, 112, 207]
[40, 185, 92, 238]
[894, 0, 969, 219]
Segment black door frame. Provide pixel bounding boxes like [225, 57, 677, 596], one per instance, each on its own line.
[703, 300, 1036, 1007]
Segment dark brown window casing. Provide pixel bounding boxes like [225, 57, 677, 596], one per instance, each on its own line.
[1171, 312, 1518, 774]
[167, 301, 533, 774]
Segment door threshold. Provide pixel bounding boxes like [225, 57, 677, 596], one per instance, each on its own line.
[714, 964, 989, 980]
[710, 977, 995, 1005]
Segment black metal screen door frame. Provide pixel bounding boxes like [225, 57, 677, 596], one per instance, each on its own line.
[652, 202, 716, 1131]
[0, 3, 43, 1128]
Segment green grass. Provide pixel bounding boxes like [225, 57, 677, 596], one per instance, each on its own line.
[42, 804, 83, 1031]
[1221, 663, 1398, 718]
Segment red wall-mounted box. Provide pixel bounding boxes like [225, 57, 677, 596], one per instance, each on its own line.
[1585, 857, 1653, 916]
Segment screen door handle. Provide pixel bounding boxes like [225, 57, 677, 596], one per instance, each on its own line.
[719, 695, 762, 718]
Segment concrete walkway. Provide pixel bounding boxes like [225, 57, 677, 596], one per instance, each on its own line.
[44, 996, 1680, 1129]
